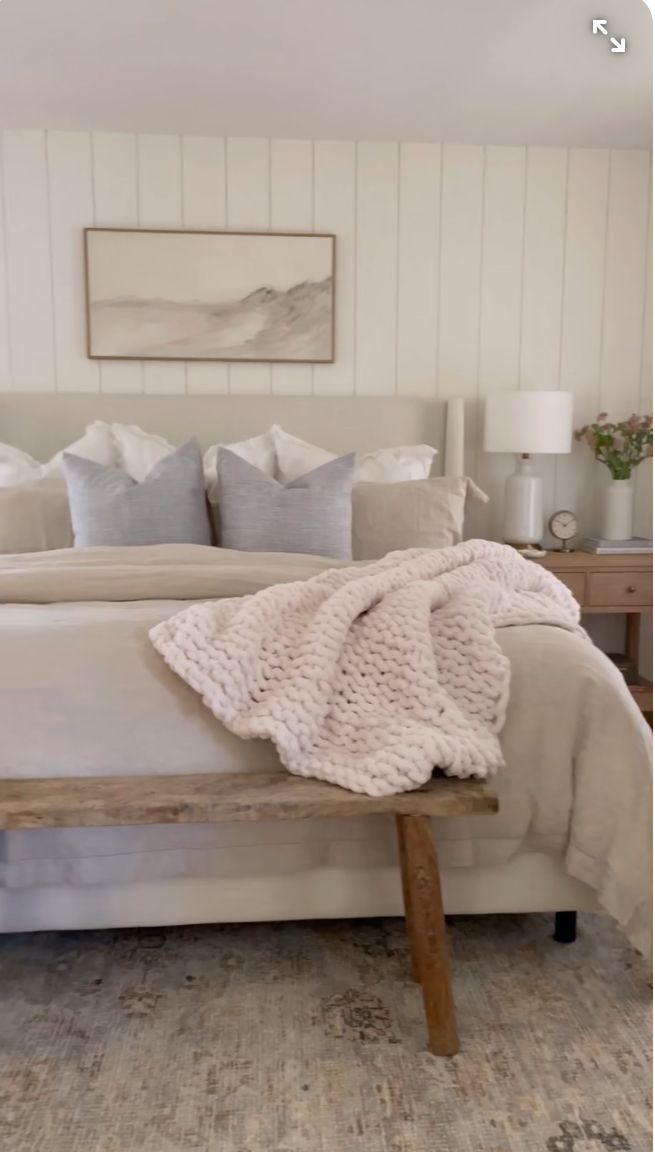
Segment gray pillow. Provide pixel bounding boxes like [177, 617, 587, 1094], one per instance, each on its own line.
[63, 439, 211, 547]
[213, 448, 355, 558]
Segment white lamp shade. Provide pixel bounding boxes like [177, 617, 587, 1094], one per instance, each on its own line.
[484, 390, 573, 455]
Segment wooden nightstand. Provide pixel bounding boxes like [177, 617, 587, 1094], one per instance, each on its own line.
[535, 551, 653, 715]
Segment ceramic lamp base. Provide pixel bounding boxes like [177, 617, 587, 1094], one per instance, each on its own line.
[503, 456, 543, 546]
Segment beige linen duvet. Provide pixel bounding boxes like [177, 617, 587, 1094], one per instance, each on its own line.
[0, 544, 651, 953]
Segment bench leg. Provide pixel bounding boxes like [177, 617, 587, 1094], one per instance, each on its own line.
[396, 814, 422, 982]
[395, 813, 459, 1057]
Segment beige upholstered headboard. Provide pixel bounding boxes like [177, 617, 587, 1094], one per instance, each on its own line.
[0, 393, 465, 477]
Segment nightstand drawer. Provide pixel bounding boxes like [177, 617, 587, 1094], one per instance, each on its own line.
[555, 572, 586, 604]
[587, 571, 653, 608]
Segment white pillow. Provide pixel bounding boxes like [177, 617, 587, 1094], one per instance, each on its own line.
[43, 422, 118, 478]
[110, 422, 277, 486]
[0, 422, 117, 487]
[203, 428, 276, 487]
[272, 425, 437, 484]
[0, 443, 42, 486]
[111, 423, 173, 482]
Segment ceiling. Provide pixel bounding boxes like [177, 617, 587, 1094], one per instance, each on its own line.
[0, 0, 651, 146]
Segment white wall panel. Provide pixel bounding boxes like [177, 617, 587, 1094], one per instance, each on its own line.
[600, 150, 650, 418]
[635, 201, 652, 539]
[225, 137, 269, 228]
[520, 147, 567, 521]
[91, 132, 142, 394]
[2, 131, 55, 391]
[637, 202, 653, 678]
[0, 135, 11, 387]
[313, 140, 356, 396]
[182, 136, 226, 229]
[438, 145, 484, 401]
[396, 142, 440, 398]
[599, 149, 650, 659]
[355, 142, 399, 395]
[93, 132, 138, 224]
[556, 149, 610, 529]
[47, 132, 99, 393]
[478, 147, 525, 392]
[520, 147, 567, 391]
[226, 137, 271, 394]
[138, 134, 185, 395]
[640, 203, 653, 415]
[437, 144, 484, 480]
[475, 146, 526, 536]
[270, 139, 312, 228]
[270, 138, 313, 395]
[181, 135, 228, 395]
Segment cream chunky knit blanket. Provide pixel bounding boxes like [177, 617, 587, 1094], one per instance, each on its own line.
[150, 540, 582, 796]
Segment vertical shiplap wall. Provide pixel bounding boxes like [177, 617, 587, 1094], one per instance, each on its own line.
[0, 131, 651, 538]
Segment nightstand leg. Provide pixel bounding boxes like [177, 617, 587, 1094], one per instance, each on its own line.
[626, 613, 641, 665]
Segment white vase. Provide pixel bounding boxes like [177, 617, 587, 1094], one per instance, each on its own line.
[601, 479, 634, 541]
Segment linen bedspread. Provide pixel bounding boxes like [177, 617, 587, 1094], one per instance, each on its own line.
[0, 543, 651, 954]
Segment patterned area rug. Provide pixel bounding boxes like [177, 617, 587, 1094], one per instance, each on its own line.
[0, 913, 651, 1151]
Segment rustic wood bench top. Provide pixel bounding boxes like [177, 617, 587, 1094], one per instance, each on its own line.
[0, 770, 497, 830]
[0, 769, 498, 1058]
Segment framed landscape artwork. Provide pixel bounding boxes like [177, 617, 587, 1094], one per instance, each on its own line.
[84, 228, 335, 363]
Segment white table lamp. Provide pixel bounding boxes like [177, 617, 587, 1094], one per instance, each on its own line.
[484, 390, 573, 545]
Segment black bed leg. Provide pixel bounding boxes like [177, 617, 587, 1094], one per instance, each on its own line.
[553, 911, 577, 944]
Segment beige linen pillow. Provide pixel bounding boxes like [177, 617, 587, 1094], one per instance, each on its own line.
[352, 476, 488, 560]
[0, 480, 73, 554]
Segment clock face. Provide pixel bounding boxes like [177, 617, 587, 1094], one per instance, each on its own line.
[549, 510, 578, 541]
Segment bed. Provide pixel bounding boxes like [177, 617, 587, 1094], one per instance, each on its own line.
[0, 392, 651, 951]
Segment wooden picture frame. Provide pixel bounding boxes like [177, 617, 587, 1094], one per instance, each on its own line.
[84, 228, 336, 364]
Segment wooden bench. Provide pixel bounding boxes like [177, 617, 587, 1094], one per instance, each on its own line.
[0, 770, 498, 1056]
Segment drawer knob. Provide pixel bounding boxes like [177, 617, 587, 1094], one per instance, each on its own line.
[627, 584, 637, 593]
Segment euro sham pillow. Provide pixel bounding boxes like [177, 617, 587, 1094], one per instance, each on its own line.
[108, 422, 277, 485]
[0, 422, 118, 486]
[63, 439, 211, 547]
[352, 476, 489, 560]
[272, 425, 437, 484]
[0, 480, 73, 554]
[212, 448, 355, 559]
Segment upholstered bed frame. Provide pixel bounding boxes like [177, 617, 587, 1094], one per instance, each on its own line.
[0, 390, 597, 932]
[0, 393, 455, 470]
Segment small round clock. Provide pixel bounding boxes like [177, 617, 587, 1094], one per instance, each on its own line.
[548, 509, 578, 551]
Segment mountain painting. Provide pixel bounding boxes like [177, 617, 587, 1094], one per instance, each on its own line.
[85, 229, 335, 363]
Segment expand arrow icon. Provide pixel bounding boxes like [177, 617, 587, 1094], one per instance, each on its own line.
[610, 36, 626, 52]
[592, 18, 608, 34]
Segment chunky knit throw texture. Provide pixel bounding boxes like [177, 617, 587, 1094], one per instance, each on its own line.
[150, 541, 582, 796]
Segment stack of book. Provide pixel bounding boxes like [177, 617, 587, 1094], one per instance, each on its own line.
[579, 536, 653, 555]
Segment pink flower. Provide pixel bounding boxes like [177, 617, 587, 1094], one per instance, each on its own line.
[597, 412, 609, 424]
[612, 434, 625, 451]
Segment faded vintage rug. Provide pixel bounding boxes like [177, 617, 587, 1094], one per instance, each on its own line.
[0, 913, 651, 1152]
